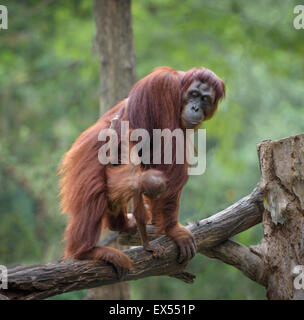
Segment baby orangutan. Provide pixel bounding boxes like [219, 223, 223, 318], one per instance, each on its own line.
[106, 163, 167, 259]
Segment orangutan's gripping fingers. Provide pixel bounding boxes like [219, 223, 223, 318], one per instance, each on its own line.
[190, 240, 196, 258]
[85, 247, 133, 280]
[144, 242, 165, 258]
[176, 234, 197, 264]
[166, 225, 197, 263]
[109, 254, 133, 280]
[177, 242, 187, 264]
[112, 264, 130, 280]
[189, 231, 196, 246]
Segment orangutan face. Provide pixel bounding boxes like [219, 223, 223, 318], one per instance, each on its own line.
[181, 80, 216, 129]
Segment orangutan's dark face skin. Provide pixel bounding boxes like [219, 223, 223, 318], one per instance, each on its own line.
[181, 80, 215, 129]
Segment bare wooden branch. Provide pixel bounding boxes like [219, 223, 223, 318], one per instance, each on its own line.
[200, 240, 267, 286]
[119, 185, 264, 250]
[0, 185, 264, 300]
[169, 271, 196, 284]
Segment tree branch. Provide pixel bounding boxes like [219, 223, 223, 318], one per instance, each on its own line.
[0, 185, 265, 300]
[118, 185, 264, 249]
[200, 240, 267, 286]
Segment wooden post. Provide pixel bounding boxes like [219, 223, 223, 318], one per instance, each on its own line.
[254, 134, 304, 299]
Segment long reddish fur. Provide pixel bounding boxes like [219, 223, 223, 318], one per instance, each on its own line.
[59, 66, 225, 267]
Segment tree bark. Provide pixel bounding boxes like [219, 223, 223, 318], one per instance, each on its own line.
[89, 0, 136, 300]
[253, 134, 304, 299]
[93, 0, 136, 114]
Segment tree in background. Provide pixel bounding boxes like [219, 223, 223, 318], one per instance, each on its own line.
[85, 0, 136, 300]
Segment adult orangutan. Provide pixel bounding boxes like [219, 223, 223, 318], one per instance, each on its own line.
[59, 66, 225, 277]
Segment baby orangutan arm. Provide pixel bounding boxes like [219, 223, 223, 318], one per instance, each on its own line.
[132, 170, 167, 258]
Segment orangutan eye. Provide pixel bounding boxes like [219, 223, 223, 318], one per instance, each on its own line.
[202, 95, 210, 103]
[189, 90, 200, 98]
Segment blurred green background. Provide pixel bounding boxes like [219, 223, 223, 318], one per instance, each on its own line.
[0, 0, 303, 299]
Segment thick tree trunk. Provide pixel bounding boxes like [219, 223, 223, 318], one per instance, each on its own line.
[254, 134, 304, 299]
[86, 0, 136, 300]
[94, 0, 136, 114]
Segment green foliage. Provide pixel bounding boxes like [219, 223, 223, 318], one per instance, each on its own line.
[0, 212, 41, 264]
[0, 0, 303, 299]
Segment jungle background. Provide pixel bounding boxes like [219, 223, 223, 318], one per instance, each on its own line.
[0, 0, 303, 299]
